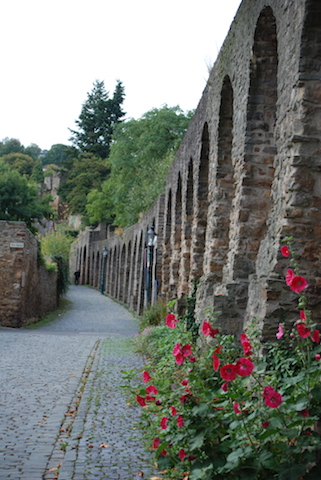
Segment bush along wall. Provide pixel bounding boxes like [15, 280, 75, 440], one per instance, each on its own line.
[133, 242, 321, 480]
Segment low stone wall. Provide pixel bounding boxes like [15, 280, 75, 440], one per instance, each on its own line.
[0, 221, 59, 327]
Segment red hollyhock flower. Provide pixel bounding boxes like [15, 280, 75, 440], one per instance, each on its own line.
[182, 344, 192, 357]
[312, 329, 320, 343]
[181, 379, 188, 386]
[236, 357, 254, 377]
[160, 417, 169, 429]
[215, 345, 223, 354]
[177, 415, 184, 426]
[300, 310, 307, 321]
[175, 353, 185, 365]
[189, 355, 196, 363]
[299, 409, 309, 417]
[221, 382, 229, 392]
[220, 363, 237, 381]
[289, 275, 309, 293]
[263, 387, 282, 408]
[142, 370, 151, 383]
[202, 321, 219, 338]
[281, 245, 290, 257]
[146, 385, 158, 395]
[170, 405, 177, 416]
[212, 353, 220, 371]
[178, 449, 186, 461]
[297, 322, 311, 338]
[315, 353, 321, 360]
[136, 395, 146, 407]
[233, 402, 241, 414]
[173, 343, 181, 356]
[145, 395, 156, 401]
[286, 269, 294, 286]
[152, 437, 160, 449]
[166, 313, 178, 329]
[180, 394, 188, 403]
[262, 421, 270, 428]
[159, 449, 167, 456]
[240, 332, 252, 356]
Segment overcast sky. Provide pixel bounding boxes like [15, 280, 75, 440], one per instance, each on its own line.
[0, 0, 242, 151]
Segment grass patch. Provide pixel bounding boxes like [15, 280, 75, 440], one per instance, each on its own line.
[26, 297, 72, 329]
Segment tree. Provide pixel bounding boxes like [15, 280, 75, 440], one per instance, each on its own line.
[69, 79, 125, 159]
[41, 144, 70, 167]
[0, 160, 53, 231]
[59, 152, 109, 215]
[86, 105, 193, 227]
[25, 143, 41, 161]
[0, 152, 36, 176]
[31, 160, 44, 183]
[0, 138, 24, 156]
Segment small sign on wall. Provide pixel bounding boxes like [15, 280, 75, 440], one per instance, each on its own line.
[10, 242, 24, 248]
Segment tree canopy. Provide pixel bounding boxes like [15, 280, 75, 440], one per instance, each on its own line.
[86, 105, 193, 227]
[0, 161, 53, 231]
[69, 79, 125, 159]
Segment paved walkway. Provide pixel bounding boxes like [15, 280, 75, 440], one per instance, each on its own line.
[0, 286, 160, 480]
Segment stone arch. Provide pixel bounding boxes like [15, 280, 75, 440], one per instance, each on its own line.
[112, 246, 118, 298]
[124, 241, 132, 305]
[82, 246, 87, 284]
[95, 251, 100, 288]
[181, 159, 194, 293]
[137, 230, 145, 314]
[209, 76, 235, 283]
[191, 122, 209, 281]
[234, 6, 277, 279]
[118, 244, 126, 302]
[162, 189, 172, 298]
[171, 174, 182, 295]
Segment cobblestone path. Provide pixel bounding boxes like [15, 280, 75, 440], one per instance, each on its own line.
[0, 286, 160, 480]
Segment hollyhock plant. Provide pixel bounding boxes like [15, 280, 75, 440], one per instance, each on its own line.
[300, 310, 307, 321]
[286, 270, 309, 293]
[221, 381, 229, 392]
[240, 332, 252, 356]
[166, 313, 178, 329]
[233, 402, 241, 414]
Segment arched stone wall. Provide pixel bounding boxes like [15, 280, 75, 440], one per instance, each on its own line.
[70, 0, 321, 337]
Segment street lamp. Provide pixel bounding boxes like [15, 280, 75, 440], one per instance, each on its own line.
[145, 226, 157, 306]
[100, 247, 108, 294]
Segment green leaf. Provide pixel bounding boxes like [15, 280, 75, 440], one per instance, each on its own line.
[190, 431, 206, 450]
[278, 463, 306, 480]
[311, 384, 321, 401]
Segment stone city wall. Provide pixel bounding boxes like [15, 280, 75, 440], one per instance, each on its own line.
[0, 221, 58, 327]
[70, 0, 321, 339]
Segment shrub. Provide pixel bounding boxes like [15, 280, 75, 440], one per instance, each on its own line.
[133, 242, 321, 480]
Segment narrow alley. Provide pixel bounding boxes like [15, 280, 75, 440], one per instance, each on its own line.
[0, 286, 159, 480]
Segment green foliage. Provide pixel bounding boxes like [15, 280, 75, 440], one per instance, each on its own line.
[69, 79, 125, 159]
[31, 160, 44, 183]
[58, 152, 109, 216]
[41, 143, 69, 167]
[51, 253, 69, 296]
[25, 143, 41, 161]
[132, 251, 321, 480]
[88, 105, 193, 227]
[0, 152, 36, 176]
[184, 281, 199, 342]
[39, 227, 73, 261]
[139, 301, 167, 331]
[0, 160, 53, 232]
[0, 137, 24, 156]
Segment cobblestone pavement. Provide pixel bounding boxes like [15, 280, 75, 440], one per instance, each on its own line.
[0, 286, 160, 480]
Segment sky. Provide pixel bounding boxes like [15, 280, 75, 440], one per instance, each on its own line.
[0, 0, 242, 151]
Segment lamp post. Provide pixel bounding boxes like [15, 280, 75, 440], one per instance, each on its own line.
[145, 226, 157, 306]
[100, 247, 108, 294]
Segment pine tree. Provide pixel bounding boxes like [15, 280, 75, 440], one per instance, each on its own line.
[69, 80, 125, 159]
